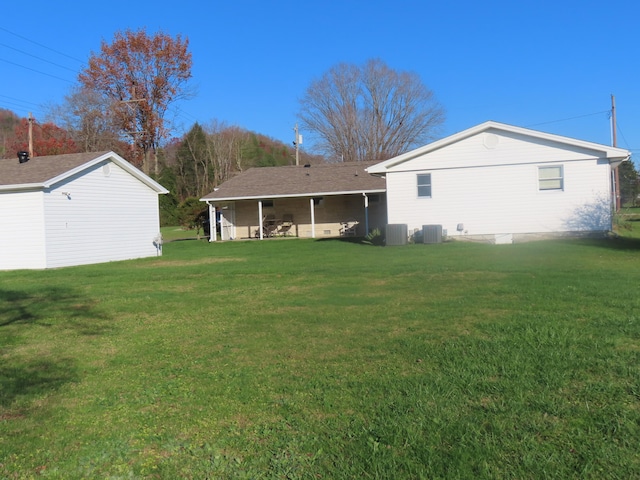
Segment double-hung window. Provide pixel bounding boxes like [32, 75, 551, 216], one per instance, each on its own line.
[538, 166, 563, 191]
[417, 173, 432, 198]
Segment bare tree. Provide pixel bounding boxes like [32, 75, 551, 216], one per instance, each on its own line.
[205, 123, 250, 182]
[47, 87, 125, 154]
[298, 59, 445, 162]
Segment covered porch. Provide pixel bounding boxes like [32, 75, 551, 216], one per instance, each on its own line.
[204, 192, 386, 241]
[200, 162, 387, 241]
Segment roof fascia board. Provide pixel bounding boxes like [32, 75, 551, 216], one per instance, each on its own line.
[0, 183, 43, 192]
[201, 188, 386, 202]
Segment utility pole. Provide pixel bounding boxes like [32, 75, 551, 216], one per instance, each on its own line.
[293, 123, 302, 166]
[611, 94, 617, 147]
[120, 88, 147, 172]
[611, 95, 621, 211]
[28, 112, 34, 157]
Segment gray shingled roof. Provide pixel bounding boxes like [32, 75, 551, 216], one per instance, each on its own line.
[201, 162, 386, 201]
[0, 151, 168, 194]
[0, 151, 111, 187]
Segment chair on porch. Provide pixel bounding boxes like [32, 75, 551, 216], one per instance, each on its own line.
[278, 214, 294, 236]
[263, 214, 279, 237]
[340, 219, 358, 237]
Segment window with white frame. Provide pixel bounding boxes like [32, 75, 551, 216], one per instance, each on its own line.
[417, 173, 432, 198]
[538, 166, 564, 191]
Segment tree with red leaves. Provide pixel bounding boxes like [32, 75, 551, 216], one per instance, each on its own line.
[9, 117, 78, 157]
[79, 28, 192, 175]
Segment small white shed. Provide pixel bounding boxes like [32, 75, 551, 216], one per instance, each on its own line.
[366, 121, 631, 242]
[0, 151, 168, 270]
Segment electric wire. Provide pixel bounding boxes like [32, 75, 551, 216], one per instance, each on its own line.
[0, 26, 84, 64]
[0, 42, 79, 73]
[525, 110, 610, 128]
[0, 57, 74, 83]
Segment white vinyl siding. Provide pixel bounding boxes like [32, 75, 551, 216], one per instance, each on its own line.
[384, 131, 613, 236]
[43, 160, 161, 268]
[0, 191, 47, 269]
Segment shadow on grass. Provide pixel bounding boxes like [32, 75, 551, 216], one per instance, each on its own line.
[604, 236, 640, 250]
[568, 236, 640, 251]
[0, 285, 109, 408]
[0, 285, 111, 335]
[0, 357, 80, 408]
[316, 236, 368, 245]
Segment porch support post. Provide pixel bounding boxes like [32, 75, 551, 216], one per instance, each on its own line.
[362, 193, 369, 235]
[309, 198, 316, 238]
[258, 200, 264, 240]
[208, 202, 217, 242]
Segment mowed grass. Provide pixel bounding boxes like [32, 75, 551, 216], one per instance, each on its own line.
[1, 236, 640, 479]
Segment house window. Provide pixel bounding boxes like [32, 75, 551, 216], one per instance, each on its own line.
[538, 166, 564, 191]
[417, 173, 432, 198]
[262, 200, 274, 208]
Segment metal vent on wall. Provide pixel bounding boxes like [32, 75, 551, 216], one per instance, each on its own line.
[422, 225, 443, 244]
[385, 224, 408, 246]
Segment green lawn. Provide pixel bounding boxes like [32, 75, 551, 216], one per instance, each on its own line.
[1, 236, 639, 479]
[160, 225, 202, 241]
[616, 206, 640, 238]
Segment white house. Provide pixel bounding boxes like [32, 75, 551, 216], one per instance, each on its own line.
[366, 121, 631, 243]
[0, 151, 168, 270]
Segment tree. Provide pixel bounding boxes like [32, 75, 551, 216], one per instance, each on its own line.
[619, 160, 639, 207]
[173, 123, 210, 200]
[9, 117, 77, 156]
[47, 86, 128, 155]
[298, 59, 445, 162]
[78, 28, 192, 174]
[0, 109, 21, 158]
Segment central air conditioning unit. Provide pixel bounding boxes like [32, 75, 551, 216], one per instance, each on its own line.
[422, 225, 443, 244]
[385, 224, 408, 246]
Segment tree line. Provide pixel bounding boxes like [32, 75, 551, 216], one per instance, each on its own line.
[0, 107, 322, 227]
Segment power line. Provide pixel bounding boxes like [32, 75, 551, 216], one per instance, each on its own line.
[0, 94, 42, 107]
[0, 42, 78, 73]
[0, 57, 74, 83]
[525, 110, 610, 128]
[0, 26, 84, 64]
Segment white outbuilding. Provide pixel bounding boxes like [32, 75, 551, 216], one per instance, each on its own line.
[0, 151, 168, 270]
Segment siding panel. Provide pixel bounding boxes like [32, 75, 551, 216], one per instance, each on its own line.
[0, 191, 47, 269]
[386, 133, 613, 237]
[43, 160, 162, 268]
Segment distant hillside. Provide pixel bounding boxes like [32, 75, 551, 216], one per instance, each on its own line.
[244, 131, 325, 167]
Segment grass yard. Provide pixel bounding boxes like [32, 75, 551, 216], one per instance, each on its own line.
[1, 235, 640, 479]
[616, 206, 640, 239]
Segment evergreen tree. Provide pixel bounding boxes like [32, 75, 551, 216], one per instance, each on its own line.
[619, 160, 639, 206]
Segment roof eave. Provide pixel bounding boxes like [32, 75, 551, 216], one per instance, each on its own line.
[0, 183, 44, 192]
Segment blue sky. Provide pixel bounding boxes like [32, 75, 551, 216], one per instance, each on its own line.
[1, 0, 638, 162]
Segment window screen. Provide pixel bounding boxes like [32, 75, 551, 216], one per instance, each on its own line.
[539, 166, 563, 191]
[417, 173, 432, 198]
